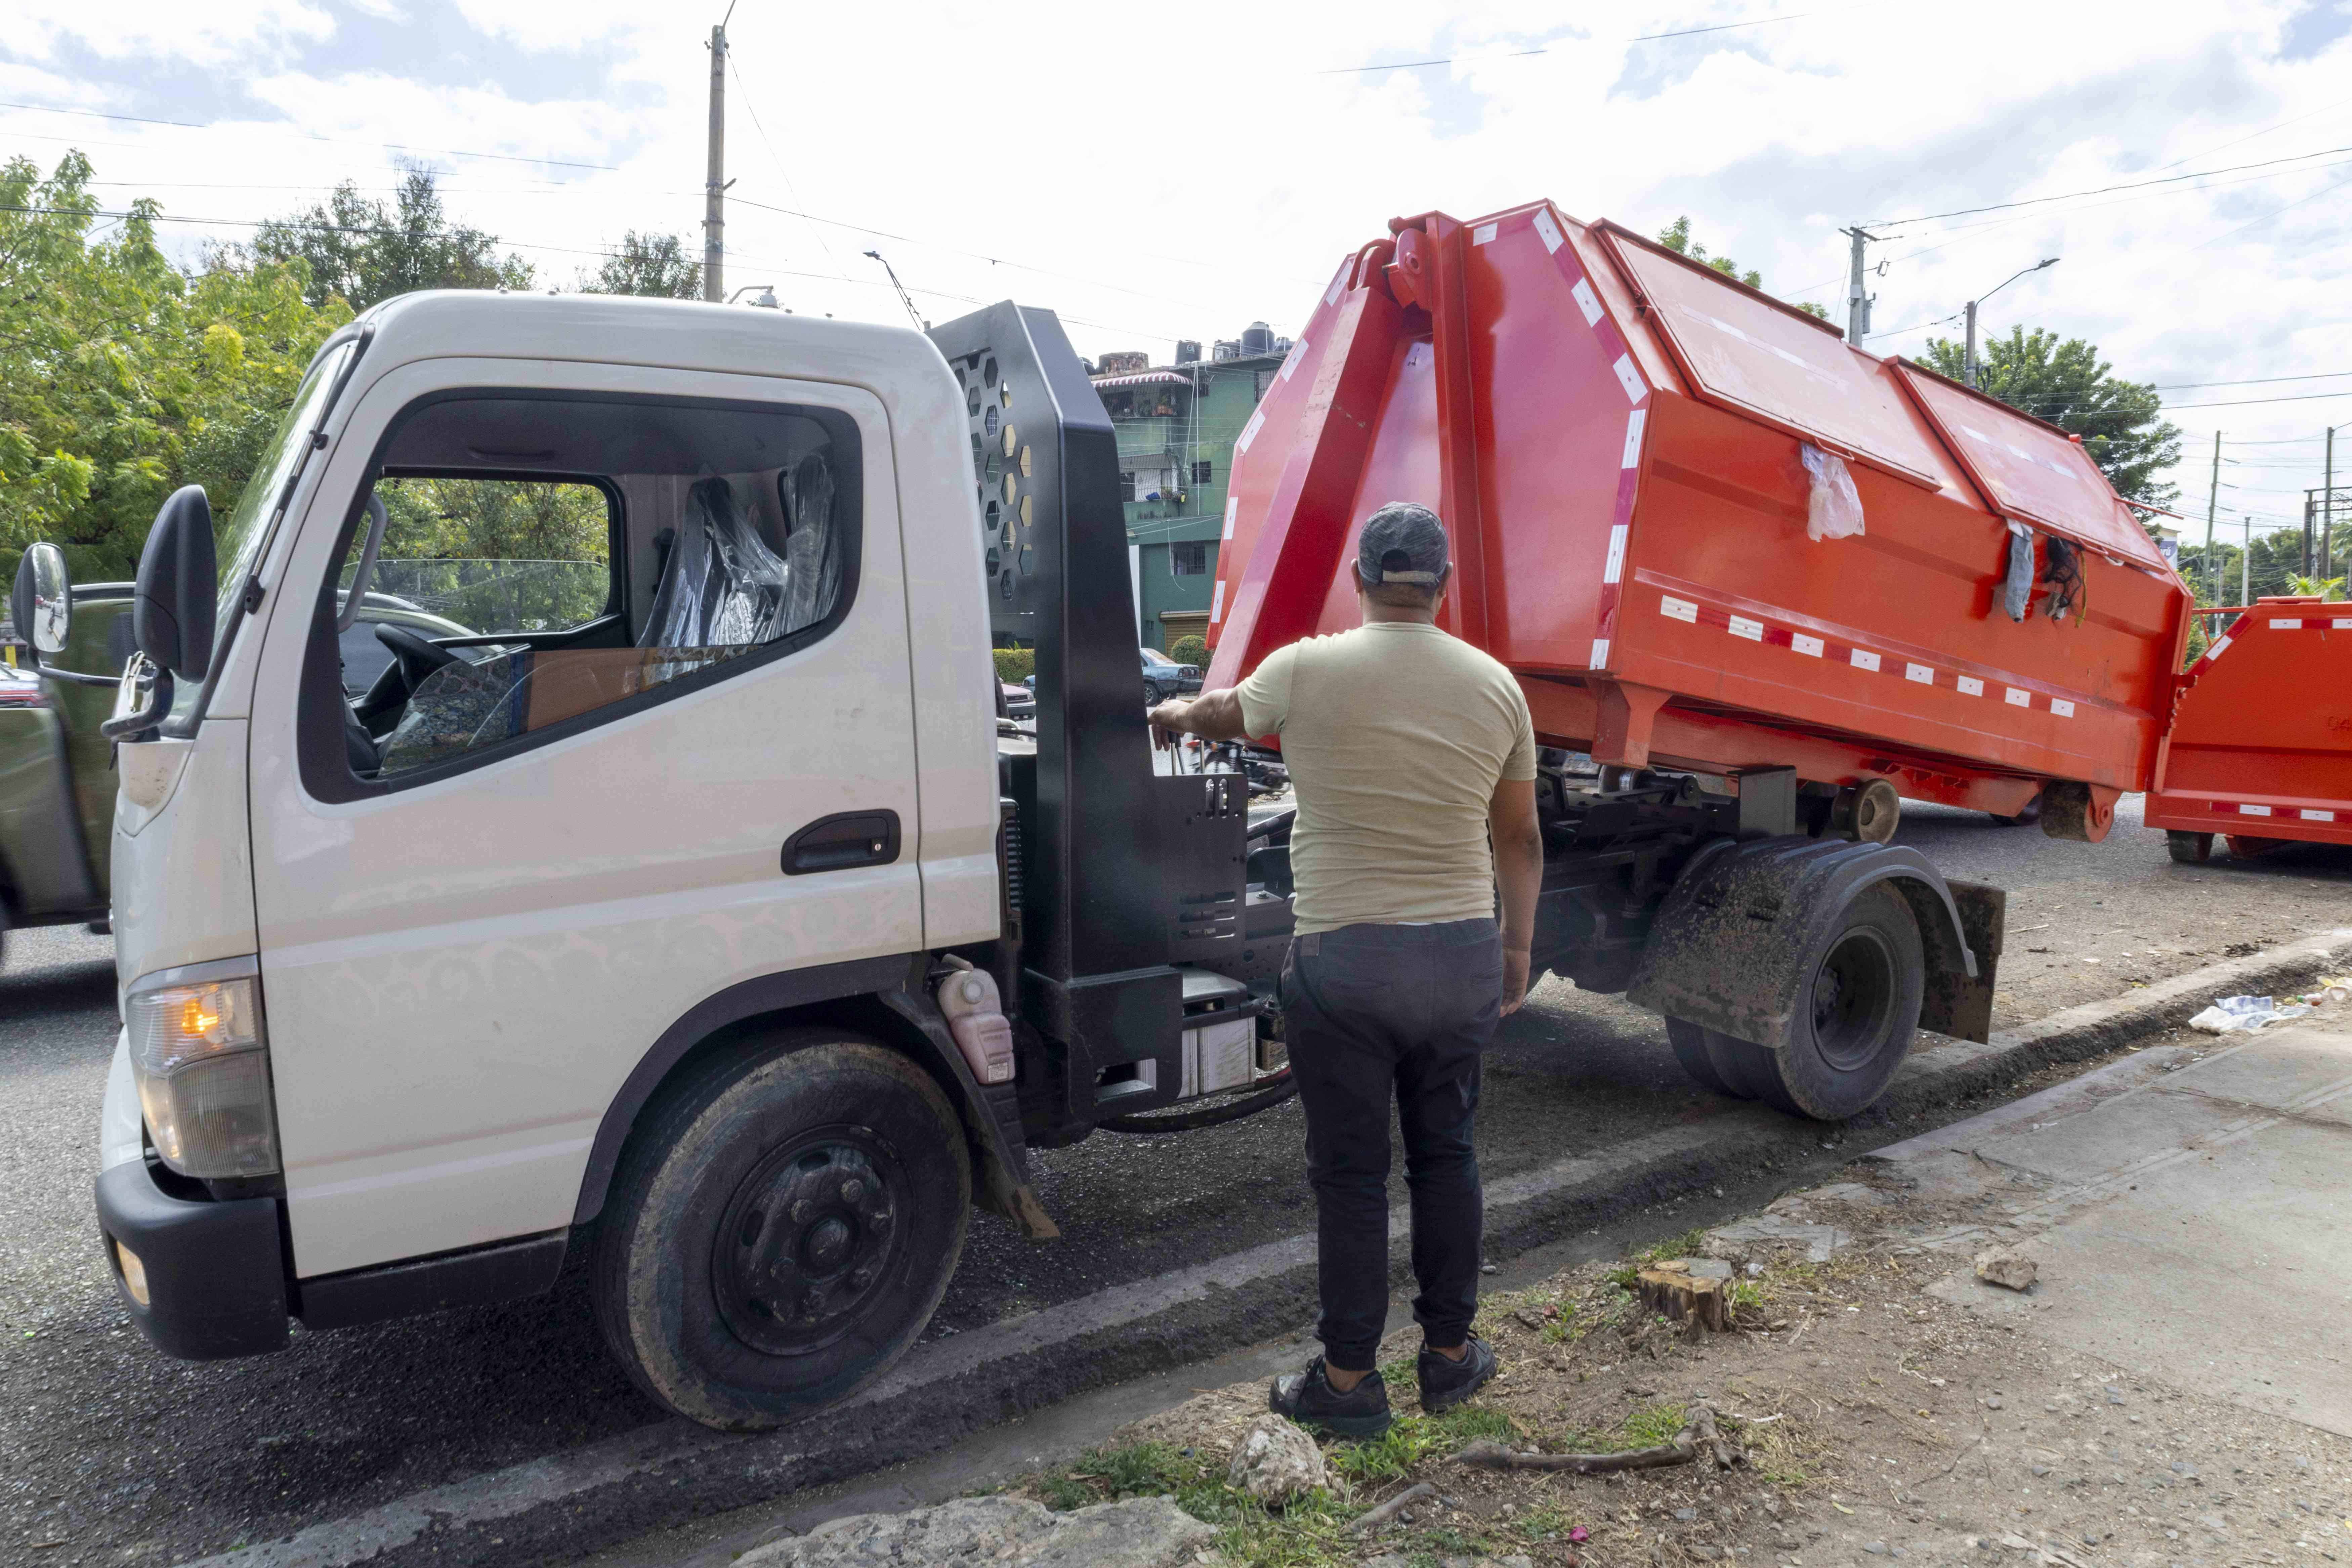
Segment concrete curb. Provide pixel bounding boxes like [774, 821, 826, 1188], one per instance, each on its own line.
[189, 928, 2352, 1568]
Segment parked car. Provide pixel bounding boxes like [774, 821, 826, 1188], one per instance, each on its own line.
[0, 582, 134, 961]
[0, 577, 472, 964]
[1141, 646, 1202, 704]
[1000, 679, 1036, 719]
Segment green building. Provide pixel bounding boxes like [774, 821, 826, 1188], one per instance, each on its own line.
[1091, 325, 1291, 653]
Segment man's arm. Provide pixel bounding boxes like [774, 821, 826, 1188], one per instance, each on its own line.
[1488, 776, 1543, 1016]
[1149, 688, 1251, 742]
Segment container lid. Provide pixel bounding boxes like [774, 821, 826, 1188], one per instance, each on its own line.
[1890, 361, 2171, 573]
[1593, 220, 1947, 490]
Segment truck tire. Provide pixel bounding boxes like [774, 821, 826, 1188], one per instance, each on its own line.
[1664, 1016, 1731, 1095]
[592, 1035, 971, 1431]
[2166, 831, 2213, 865]
[1756, 883, 1924, 1120]
[1665, 1016, 1776, 1100]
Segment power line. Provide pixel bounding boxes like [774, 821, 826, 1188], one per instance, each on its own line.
[726, 52, 851, 283]
[0, 97, 620, 171]
[1860, 141, 2352, 227]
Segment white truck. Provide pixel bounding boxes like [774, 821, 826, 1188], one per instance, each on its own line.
[24, 271, 1996, 1433]
[31, 294, 1285, 1430]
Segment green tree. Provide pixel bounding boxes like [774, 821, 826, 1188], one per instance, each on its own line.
[0, 151, 350, 584]
[1917, 327, 2182, 507]
[1656, 216, 1832, 321]
[242, 164, 534, 313]
[580, 231, 702, 298]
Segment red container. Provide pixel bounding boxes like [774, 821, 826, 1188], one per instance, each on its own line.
[1207, 203, 2192, 834]
[2145, 600, 2352, 853]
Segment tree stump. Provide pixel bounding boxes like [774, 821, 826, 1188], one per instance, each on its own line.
[1635, 1259, 1733, 1332]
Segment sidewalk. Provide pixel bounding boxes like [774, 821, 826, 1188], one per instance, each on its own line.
[698, 1006, 2352, 1568]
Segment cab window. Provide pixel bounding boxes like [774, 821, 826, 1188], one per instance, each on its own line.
[301, 391, 859, 802]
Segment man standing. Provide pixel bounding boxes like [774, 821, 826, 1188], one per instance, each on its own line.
[1148, 501, 1545, 1438]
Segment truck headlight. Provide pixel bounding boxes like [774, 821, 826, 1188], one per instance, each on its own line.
[124, 961, 280, 1179]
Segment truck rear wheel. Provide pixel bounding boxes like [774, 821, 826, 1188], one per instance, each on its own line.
[1664, 1016, 1775, 1100]
[1758, 883, 1923, 1120]
[592, 1035, 971, 1431]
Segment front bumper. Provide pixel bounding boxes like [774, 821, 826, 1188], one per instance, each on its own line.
[94, 1158, 288, 1360]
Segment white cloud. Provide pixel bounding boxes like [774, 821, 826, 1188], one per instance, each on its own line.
[3, 0, 2347, 511]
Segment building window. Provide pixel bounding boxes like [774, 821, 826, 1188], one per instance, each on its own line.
[1192, 460, 1213, 485]
[1119, 471, 1136, 502]
[1171, 542, 1209, 577]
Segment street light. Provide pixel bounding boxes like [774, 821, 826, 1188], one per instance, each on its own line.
[1963, 257, 2059, 388]
[726, 283, 780, 308]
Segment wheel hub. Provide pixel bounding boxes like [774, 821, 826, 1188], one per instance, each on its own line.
[713, 1131, 903, 1356]
[1810, 928, 1896, 1072]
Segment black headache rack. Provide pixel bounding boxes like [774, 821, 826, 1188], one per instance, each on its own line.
[928, 303, 1260, 1141]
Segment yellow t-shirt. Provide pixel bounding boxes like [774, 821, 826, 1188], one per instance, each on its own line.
[1235, 621, 1538, 936]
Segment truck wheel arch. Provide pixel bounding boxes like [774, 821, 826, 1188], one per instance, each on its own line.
[1629, 837, 1999, 1053]
[570, 954, 1053, 1238]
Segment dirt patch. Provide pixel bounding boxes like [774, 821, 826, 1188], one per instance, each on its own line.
[1986, 861, 2350, 1029]
[1015, 1177, 2352, 1568]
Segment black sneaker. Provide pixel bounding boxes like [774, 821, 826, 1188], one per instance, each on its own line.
[1269, 1355, 1393, 1439]
[1417, 1333, 1498, 1412]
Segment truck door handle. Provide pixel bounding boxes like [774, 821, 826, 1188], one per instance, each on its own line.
[782, 811, 900, 876]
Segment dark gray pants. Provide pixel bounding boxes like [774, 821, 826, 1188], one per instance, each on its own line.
[1279, 918, 1501, 1370]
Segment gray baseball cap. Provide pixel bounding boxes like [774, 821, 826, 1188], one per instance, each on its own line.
[1356, 502, 1450, 586]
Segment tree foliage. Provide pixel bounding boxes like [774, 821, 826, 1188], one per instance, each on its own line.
[580, 231, 702, 299]
[1656, 217, 1832, 321]
[0, 151, 351, 584]
[1917, 327, 2182, 507]
[240, 164, 534, 313]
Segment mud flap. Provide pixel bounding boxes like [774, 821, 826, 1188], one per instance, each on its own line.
[1627, 837, 1979, 1050]
[1917, 880, 2004, 1044]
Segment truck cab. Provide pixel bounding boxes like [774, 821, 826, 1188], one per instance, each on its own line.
[69, 292, 1279, 1430]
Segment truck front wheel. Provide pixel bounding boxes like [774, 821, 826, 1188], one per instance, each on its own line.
[592, 1035, 971, 1431]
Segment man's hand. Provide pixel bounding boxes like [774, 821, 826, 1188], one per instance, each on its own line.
[1488, 777, 1543, 1019]
[1150, 687, 1250, 743]
[1501, 946, 1531, 1017]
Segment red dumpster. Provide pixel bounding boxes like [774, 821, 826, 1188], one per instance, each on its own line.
[1207, 202, 2193, 838]
[2146, 598, 2352, 861]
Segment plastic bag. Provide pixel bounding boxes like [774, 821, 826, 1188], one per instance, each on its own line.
[642, 476, 791, 649]
[1800, 443, 1865, 541]
[2186, 994, 2312, 1034]
[2002, 523, 2036, 623]
[780, 453, 843, 634]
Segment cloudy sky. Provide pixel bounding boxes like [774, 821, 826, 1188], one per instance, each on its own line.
[4, 0, 2348, 535]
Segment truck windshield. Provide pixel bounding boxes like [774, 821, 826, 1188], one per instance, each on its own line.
[210, 339, 357, 655]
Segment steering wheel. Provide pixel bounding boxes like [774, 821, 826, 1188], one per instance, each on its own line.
[374, 623, 460, 694]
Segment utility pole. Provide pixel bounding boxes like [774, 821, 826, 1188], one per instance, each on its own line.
[1840, 226, 1881, 343]
[2328, 426, 2339, 581]
[2203, 431, 2221, 604]
[2241, 514, 2252, 608]
[1963, 300, 1978, 387]
[703, 18, 729, 304]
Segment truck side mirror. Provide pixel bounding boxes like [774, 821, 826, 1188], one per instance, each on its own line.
[10, 542, 72, 660]
[134, 485, 218, 681]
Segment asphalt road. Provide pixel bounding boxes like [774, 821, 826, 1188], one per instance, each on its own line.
[4, 803, 2348, 1566]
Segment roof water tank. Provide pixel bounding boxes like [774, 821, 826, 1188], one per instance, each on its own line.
[1241, 321, 1273, 355]
[1213, 340, 1240, 362]
[1175, 339, 1202, 365]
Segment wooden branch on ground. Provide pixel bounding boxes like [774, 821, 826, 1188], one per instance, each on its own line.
[1348, 1480, 1435, 1532]
[1449, 1402, 1747, 1476]
[1450, 1438, 1697, 1474]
